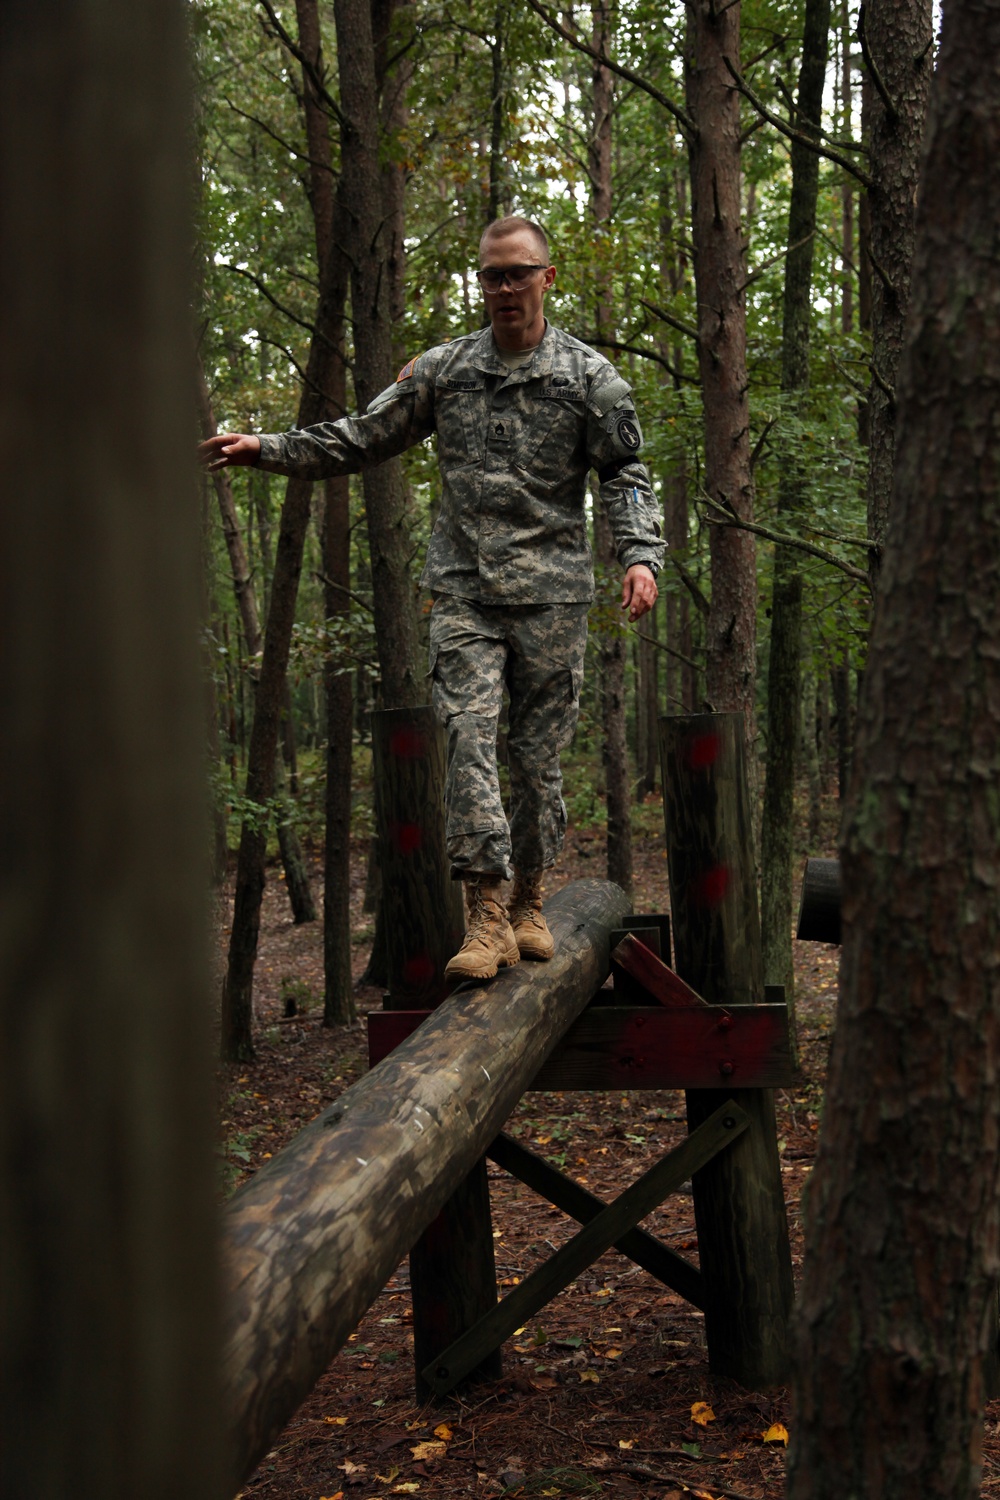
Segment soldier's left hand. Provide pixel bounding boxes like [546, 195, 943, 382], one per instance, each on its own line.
[621, 565, 658, 622]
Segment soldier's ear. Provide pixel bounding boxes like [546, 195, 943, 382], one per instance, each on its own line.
[543, 265, 556, 290]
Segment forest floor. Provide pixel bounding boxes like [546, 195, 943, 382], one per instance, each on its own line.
[215, 796, 1000, 1500]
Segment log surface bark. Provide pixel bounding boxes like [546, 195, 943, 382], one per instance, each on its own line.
[222, 878, 631, 1481]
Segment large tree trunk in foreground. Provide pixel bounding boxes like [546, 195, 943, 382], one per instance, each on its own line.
[787, 3, 1000, 1490]
[863, 0, 933, 590]
[759, 0, 831, 1020]
[0, 3, 222, 1494]
[685, 0, 756, 724]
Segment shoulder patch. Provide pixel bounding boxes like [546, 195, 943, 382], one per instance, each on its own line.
[396, 356, 418, 383]
[591, 375, 632, 416]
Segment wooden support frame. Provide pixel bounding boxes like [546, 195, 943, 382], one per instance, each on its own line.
[660, 712, 795, 1389]
[368, 1000, 793, 1092]
[487, 1133, 705, 1309]
[421, 1100, 749, 1397]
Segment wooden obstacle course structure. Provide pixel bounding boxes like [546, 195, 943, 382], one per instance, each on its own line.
[222, 878, 631, 1481]
[221, 709, 795, 1480]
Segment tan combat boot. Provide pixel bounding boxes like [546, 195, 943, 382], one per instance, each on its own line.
[444, 877, 520, 982]
[507, 869, 554, 961]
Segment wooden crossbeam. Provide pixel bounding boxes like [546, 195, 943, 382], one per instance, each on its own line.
[420, 1100, 749, 1397]
[368, 1003, 794, 1091]
[611, 932, 708, 1008]
[487, 1133, 704, 1309]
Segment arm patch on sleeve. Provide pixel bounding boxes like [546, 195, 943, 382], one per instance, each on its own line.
[396, 356, 418, 383]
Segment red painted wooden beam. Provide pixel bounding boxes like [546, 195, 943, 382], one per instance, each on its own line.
[367, 1000, 793, 1091]
[611, 932, 708, 1008]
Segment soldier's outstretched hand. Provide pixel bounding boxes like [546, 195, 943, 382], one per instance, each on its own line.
[621, 564, 658, 622]
[198, 432, 261, 471]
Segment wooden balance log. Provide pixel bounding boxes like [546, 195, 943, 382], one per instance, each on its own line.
[221, 878, 631, 1484]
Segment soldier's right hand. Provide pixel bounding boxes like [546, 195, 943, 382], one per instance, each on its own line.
[198, 432, 261, 471]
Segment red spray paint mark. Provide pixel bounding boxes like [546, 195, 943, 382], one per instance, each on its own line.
[390, 821, 423, 855]
[389, 727, 427, 758]
[403, 953, 436, 986]
[692, 863, 730, 907]
[686, 732, 721, 771]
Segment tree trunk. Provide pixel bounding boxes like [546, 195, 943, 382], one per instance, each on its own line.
[0, 2, 222, 1492]
[685, 0, 756, 724]
[787, 4, 1000, 1490]
[637, 603, 659, 798]
[333, 0, 423, 711]
[196, 362, 317, 923]
[293, 0, 356, 1023]
[759, 0, 831, 1007]
[590, 0, 632, 893]
[800, 658, 822, 849]
[862, 0, 934, 590]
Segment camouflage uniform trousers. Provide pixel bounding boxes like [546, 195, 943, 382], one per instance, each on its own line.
[428, 595, 590, 880]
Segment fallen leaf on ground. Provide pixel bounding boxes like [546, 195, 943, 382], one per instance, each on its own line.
[691, 1401, 716, 1426]
[579, 1371, 600, 1383]
[375, 1466, 400, 1483]
[605, 1347, 623, 1359]
[432, 1424, 453, 1441]
[339, 1461, 366, 1475]
[409, 1440, 446, 1461]
[323, 1416, 349, 1426]
[763, 1422, 789, 1445]
[618, 1439, 634, 1450]
[393, 1486, 420, 1495]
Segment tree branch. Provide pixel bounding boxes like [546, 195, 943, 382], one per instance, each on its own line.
[314, 573, 375, 615]
[220, 263, 325, 341]
[723, 58, 872, 187]
[667, 555, 711, 616]
[578, 333, 700, 384]
[639, 297, 700, 344]
[523, 0, 696, 139]
[857, 3, 899, 123]
[738, 232, 815, 292]
[222, 96, 335, 176]
[256, 0, 349, 132]
[631, 628, 704, 674]
[700, 495, 870, 584]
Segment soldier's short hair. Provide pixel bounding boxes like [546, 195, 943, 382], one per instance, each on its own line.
[479, 215, 550, 264]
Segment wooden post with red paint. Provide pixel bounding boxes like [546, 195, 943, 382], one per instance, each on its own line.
[660, 712, 794, 1387]
[370, 706, 500, 1398]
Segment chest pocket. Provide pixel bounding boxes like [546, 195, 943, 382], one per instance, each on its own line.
[434, 375, 487, 468]
[516, 388, 587, 483]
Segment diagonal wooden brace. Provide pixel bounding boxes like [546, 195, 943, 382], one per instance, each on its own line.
[421, 1100, 749, 1397]
[486, 1133, 704, 1309]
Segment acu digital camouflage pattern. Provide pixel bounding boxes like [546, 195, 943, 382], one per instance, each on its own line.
[257, 321, 664, 602]
[428, 596, 590, 877]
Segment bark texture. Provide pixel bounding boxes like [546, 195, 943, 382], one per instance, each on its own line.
[0, 2, 222, 1493]
[759, 0, 831, 1010]
[863, 0, 934, 589]
[685, 1, 756, 721]
[590, 0, 632, 893]
[787, 3, 1000, 1489]
[334, 0, 423, 709]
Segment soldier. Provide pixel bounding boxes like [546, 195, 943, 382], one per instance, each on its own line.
[200, 215, 663, 982]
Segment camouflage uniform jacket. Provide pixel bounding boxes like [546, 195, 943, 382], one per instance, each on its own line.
[256, 321, 664, 604]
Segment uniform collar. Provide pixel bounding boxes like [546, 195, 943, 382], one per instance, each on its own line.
[469, 321, 557, 379]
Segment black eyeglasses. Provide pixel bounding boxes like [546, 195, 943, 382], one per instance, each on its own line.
[475, 264, 549, 293]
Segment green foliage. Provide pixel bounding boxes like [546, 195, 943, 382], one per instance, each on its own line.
[196, 0, 872, 834]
